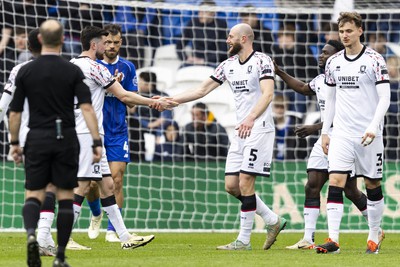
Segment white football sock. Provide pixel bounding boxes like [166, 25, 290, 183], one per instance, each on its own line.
[103, 204, 130, 242]
[255, 194, 278, 225]
[37, 211, 55, 246]
[303, 207, 319, 243]
[326, 202, 343, 243]
[237, 210, 255, 245]
[73, 203, 82, 226]
[367, 198, 384, 243]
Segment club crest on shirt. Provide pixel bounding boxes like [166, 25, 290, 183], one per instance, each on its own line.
[133, 75, 138, 86]
[247, 65, 252, 74]
[358, 65, 366, 74]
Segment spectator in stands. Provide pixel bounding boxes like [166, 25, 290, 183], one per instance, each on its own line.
[385, 56, 400, 160]
[57, 1, 104, 58]
[133, 71, 173, 139]
[0, 1, 15, 88]
[176, 0, 228, 67]
[141, 3, 191, 48]
[0, 35, 15, 88]
[139, 6, 162, 49]
[130, 71, 173, 160]
[276, 12, 318, 44]
[154, 120, 184, 162]
[239, 5, 273, 55]
[183, 102, 229, 161]
[14, 27, 31, 64]
[0, 3, 12, 58]
[3, 0, 56, 31]
[272, 94, 307, 160]
[272, 23, 319, 113]
[367, 32, 394, 59]
[1, 0, 56, 86]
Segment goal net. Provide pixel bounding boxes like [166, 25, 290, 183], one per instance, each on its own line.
[0, 0, 399, 232]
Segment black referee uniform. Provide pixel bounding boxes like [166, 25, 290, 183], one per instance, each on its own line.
[10, 54, 91, 190]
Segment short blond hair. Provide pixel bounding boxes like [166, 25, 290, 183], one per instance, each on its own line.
[337, 12, 363, 28]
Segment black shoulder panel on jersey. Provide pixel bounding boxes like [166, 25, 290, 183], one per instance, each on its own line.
[376, 80, 390, 85]
[210, 75, 223, 85]
[103, 79, 116, 89]
[325, 81, 336, 87]
[260, 76, 274, 81]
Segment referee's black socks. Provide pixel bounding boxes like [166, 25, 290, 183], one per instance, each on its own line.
[56, 199, 74, 261]
[23, 198, 41, 237]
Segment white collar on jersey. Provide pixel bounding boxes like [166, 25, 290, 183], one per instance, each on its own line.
[101, 56, 120, 65]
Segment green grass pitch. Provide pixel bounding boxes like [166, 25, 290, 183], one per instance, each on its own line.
[1, 232, 399, 267]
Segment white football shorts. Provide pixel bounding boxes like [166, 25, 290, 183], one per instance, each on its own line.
[328, 135, 384, 179]
[307, 136, 328, 171]
[225, 131, 274, 177]
[77, 134, 111, 180]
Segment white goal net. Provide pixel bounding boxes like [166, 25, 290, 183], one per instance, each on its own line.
[0, 0, 399, 232]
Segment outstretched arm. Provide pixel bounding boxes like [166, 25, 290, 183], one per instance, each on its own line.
[0, 28, 12, 55]
[273, 60, 314, 96]
[107, 81, 178, 110]
[171, 77, 220, 104]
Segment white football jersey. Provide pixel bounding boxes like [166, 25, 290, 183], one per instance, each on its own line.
[212, 51, 275, 133]
[2, 60, 31, 147]
[308, 73, 334, 135]
[325, 46, 390, 137]
[70, 56, 115, 135]
[309, 74, 327, 121]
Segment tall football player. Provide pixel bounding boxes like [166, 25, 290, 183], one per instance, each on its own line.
[85, 24, 138, 243]
[316, 12, 390, 254]
[162, 23, 287, 250]
[274, 40, 383, 250]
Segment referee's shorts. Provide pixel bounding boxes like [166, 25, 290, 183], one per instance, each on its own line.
[24, 128, 79, 190]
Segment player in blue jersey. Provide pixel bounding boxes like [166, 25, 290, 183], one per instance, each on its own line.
[86, 24, 137, 242]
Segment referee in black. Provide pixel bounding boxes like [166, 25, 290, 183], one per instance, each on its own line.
[9, 19, 102, 267]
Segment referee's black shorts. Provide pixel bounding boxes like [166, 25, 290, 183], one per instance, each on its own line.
[24, 128, 80, 190]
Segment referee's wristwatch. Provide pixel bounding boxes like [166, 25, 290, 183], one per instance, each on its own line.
[10, 140, 19, 146]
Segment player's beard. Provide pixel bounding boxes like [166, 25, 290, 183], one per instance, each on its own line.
[105, 50, 118, 61]
[95, 51, 104, 60]
[228, 43, 242, 57]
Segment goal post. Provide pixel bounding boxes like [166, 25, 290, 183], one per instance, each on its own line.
[0, 0, 399, 232]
